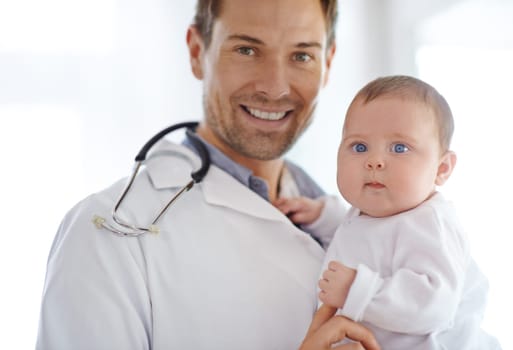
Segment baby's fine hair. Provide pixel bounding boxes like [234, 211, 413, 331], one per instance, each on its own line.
[349, 75, 454, 152]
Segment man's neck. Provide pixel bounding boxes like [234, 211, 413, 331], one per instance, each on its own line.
[197, 124, 284, 201]
[241, 158, 283, 202]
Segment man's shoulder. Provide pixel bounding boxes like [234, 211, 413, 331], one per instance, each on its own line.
[48, 177, 130, 252]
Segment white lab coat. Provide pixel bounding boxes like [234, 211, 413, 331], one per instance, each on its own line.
[37, 141, 325, 350]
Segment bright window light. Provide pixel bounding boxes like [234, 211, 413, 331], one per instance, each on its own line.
[0, 105, 85, 349]
[0, 0, 115, 54]
[417, 45, 513, 349]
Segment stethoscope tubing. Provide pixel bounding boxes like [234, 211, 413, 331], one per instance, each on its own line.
[93, 121, 211, 237]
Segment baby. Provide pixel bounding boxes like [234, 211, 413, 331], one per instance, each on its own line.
[275, 75, 501, 349]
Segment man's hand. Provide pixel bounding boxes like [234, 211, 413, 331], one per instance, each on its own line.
[318, 261, 357, 308]
[299, 304, 380, 350]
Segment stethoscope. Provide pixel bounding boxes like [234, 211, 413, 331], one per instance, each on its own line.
[92, 121, 210, 237]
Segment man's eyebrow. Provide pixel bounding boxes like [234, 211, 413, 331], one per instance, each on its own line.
[226, 34, 322, 49]
[227, 34, 264, 45]
[296, 41, 323, 49]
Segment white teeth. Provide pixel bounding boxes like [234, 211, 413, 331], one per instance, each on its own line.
[248, 107, 287, 121]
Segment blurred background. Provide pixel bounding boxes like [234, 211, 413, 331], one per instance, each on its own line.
[0, 0, 511, 348]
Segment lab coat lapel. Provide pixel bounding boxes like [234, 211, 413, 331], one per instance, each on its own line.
[200, 165, 291, 223]
[145, 141, 291, 224]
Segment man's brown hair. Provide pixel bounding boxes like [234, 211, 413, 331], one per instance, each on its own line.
[192, 0, 338, 49]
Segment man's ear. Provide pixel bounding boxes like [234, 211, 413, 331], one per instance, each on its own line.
[322, 42, 336, 87]
[186, 25, 205, 80]
[435, 151, 457, 186]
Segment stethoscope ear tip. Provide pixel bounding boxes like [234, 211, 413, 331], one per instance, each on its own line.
[92, 214, 160, 237]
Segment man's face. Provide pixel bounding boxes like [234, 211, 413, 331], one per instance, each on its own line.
[188, 0, 335, 162]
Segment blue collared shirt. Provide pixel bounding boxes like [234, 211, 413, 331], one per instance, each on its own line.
[183, 132, 324, 202]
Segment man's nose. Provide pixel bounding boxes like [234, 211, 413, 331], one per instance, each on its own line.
[254, 58, 291, 100]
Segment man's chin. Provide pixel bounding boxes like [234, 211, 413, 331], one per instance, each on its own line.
[235, 139, 292, 161]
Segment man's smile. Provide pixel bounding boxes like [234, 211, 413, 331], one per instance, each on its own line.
[242, 105, 292, 121]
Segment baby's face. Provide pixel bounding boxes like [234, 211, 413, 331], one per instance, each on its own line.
[337, 96, 445, 217]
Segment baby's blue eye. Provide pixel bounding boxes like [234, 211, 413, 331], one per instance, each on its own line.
[392, 143, 409, 153]
[352, 143, 367, 153]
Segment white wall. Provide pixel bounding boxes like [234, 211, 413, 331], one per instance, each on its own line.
[415, 1, 513, 348]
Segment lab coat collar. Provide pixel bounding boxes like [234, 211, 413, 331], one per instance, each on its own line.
[145, 140, 291, 224]
[145, 140, 201, 189]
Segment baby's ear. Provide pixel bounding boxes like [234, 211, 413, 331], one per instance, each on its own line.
[435, 151, 457, 186]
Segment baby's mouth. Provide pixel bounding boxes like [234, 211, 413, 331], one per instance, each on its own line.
[365, 182, 385, 189]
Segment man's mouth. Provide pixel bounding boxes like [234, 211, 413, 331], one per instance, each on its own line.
[242, 106, 290, 121]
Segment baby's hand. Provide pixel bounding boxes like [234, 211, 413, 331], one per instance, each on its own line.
[273, 197, 324, 225]
[318, 261, 356, 308]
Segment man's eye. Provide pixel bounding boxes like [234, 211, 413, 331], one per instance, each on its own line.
[352, 143, 367, 153]
[391, 143, 409, 153]
[237, 47, 255, 56]
[293, 52, 312, 62]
